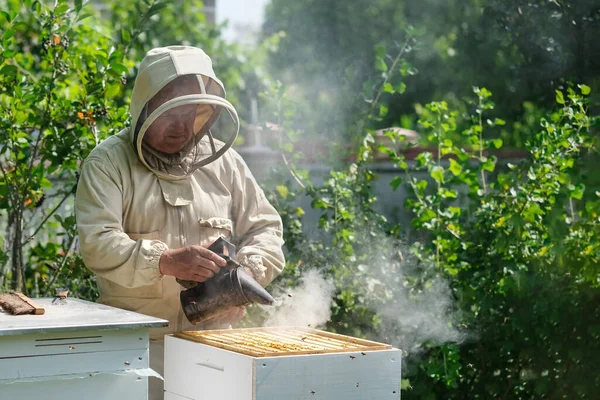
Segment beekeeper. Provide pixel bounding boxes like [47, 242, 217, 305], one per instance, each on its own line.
[75, 46, 285, 398]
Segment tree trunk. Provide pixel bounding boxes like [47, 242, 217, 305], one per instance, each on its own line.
[10, 207, 24, 292]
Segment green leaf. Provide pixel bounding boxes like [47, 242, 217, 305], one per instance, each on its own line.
[449, 206, 462, 217]
[482, 157, 496, 172]
[3, 28, 15, 42]
[0, 64, 17, 77]
[448, 159, 462, 176]
[375, 57, 388, 72]
[492, 138, 503, 149]
[145, 2, 170, 19]
[76, 12, 92, 22]
[75, 0, 83, 10]
[379, 104, 388, 117]
[390, 176, 402, 190]
[110, 63, 129, 75]
[276, 185, 289, 199]
[0, 11, 9, 23]
[313, 198, 329, 210]
[31, 1, 42, 14]
[40, 177, 52, 189]
[579, 84, 591, 95]
[374, 43, 386, 59]
[441, 188, 457, 198]
[570, 184, 585, 200]
[431, 166, 445, 183]
[555, 90, 565, 105]
[395, 82, 406, 94]
[105, 83, 121, 98]
[55, 4, 70, 14]
[382, 82, 393, 94]
[121, 29, 131, 44]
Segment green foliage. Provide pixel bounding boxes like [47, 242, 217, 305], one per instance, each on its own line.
[0, 0, 131, 295]
[0, 0, 266, 298]
[264, 0, 600, 146]
[263, 32, 599, 396]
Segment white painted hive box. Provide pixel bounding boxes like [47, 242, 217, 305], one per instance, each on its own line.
[165, 326, 402, 400]
[0, 297, 167, 399]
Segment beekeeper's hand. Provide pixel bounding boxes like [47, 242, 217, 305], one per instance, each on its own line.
[159, 244, 227, 282]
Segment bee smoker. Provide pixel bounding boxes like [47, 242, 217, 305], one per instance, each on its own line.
[178, 237, 275, 324]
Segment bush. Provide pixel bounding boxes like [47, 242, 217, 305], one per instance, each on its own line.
[263, 83, 599, 397]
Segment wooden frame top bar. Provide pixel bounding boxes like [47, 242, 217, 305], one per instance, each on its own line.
[174, 326, 392, 358]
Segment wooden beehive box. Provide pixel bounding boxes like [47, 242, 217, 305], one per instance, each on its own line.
[164, 326, 402, 399]
[0, 297, 167, 399]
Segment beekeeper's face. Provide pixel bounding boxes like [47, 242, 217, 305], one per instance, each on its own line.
[143, 76, 201, 154]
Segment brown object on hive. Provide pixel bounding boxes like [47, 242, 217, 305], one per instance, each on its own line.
[0, 292, 45, 315]
[175, 326, 392, 358]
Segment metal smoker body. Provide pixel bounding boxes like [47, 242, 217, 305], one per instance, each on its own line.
[179, 237, 274, 324]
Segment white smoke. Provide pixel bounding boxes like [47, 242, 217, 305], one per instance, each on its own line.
[375, 268, 466, 354]
[358, 237, 467, 354]
[263, 269, 335, 328]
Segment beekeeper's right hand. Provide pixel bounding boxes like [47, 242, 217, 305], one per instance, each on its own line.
[159, 245, 227, 282]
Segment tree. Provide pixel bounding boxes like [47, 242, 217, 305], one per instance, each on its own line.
[0, 0, 260, 297]
[264, 0, 600, 145]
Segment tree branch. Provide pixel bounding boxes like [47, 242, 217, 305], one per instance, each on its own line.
[43, 234, 77, 296]
[368, 35, 413, 119]
[21, 50, 60, 204]
[21, 185, 76, 248]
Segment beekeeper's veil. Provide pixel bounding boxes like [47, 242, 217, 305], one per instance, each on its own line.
[130, 46, 239, 180]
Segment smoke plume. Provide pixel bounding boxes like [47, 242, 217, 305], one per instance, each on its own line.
[263, 269, 335, 328]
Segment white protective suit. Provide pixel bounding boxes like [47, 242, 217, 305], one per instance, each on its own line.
[75, 46, 285, 398]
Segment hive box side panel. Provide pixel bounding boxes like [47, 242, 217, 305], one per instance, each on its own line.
[164, 335, 254, 400]
[255, 349, 402, 400]
[0, 348, 149, 380]
[0, 328, 148, 358]
[0, 371, 148, 399]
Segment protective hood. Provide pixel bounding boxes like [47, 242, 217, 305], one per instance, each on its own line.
[130, 46, 239, 180]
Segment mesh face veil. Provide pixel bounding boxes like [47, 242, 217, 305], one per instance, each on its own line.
[130, 47, 239, 180]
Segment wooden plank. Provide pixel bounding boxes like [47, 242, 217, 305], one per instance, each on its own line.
[13, 292, 45, 315]
[302, 329, 393, 350]
[184, 326, 391, 349]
